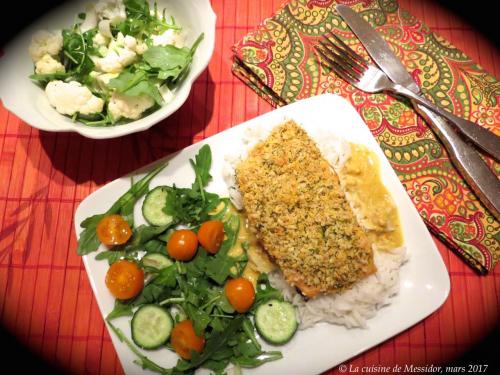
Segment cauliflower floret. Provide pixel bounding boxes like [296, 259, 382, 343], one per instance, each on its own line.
[123, 35, 137, 50]
[97, 72, 119, 85]
[29, 30, 63, 61]
[98, 19, 113, 38]
[45, 81, 104, 116]
[151, 29, 184, 48]
[93, 48, 136, 73]
[90, 71, 119, 90]
[93, 31, 110, 47]
[95, 0, 126, 25]
[108, 92, 154, 120]
[135, 41, 148, 55]
[118, 33, 148, 54]
[35, 54, 65, 74]
[92, 32, 138, 73]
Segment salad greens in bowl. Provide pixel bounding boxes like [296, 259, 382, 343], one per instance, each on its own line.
[0, 0, 215, 139]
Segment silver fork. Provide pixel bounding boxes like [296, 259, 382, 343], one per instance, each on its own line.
[315, 33, 500, 221]
[315, 33, 500, 161]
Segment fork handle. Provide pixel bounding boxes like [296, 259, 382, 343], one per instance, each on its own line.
[393, 84, 500, 161]
[410, 101, 500, 221]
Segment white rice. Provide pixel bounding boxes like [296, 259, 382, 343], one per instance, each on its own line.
[223, 120, 408, 329]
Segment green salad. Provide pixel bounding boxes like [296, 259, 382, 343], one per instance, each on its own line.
[77, 145, 299, 374]
[28, 0, 203, 126]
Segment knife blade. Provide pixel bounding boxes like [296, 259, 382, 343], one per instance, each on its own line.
[336, 4, 420, 93]
[336, 4, 500, 221]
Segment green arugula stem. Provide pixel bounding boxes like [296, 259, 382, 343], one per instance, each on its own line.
[196, 171, 206, 203]
[107, 319, 172, 374]
[158, 297, 185, 306]
[200, 295, 221, 310]
[209, 314, 234, 319]
[64, 50, 79, 64]
[242, 318, 262, 351]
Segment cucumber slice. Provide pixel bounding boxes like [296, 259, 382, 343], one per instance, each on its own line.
[255, 300, 298, 345]
[142, 253, 173, 270]
[131, 304, 173, 350]
[142, 186, 174, 226]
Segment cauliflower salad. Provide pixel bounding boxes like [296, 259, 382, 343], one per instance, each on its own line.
[29, 0, 203, 126]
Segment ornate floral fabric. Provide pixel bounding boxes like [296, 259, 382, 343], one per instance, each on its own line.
[232, 0, 500, 273]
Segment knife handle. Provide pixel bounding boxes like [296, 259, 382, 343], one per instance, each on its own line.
[394, 84, 500, 161]
[412, 102, 500, 222]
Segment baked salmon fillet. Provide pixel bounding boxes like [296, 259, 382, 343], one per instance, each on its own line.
[235, 121, 376, 298]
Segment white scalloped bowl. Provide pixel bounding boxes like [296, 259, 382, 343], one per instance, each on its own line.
[0, 0, 216, 139]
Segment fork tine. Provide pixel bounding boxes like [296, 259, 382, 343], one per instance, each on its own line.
[327, 33, 368, 68]
[319, 39, 365, 76]
[328, 62, 359, 86]
[314, 45, 360, 85]
[315, 46, 360, 83]
[315, 43, 362, 80]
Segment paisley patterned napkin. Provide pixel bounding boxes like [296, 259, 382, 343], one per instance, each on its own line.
[232, 0, 500, 273]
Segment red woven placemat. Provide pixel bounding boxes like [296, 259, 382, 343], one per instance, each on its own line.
[0, 0, 499, 374]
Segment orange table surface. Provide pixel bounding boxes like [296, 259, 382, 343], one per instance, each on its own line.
[0, 0, 499, 374]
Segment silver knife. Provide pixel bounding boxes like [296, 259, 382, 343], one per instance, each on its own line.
[336, 4, 500, 221]
[336, 4, 500, 161]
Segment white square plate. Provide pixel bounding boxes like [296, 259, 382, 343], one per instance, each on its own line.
[75, 94, 450, 375]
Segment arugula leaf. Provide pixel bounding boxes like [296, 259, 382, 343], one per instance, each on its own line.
[142, 33, 204, 84]
[108, 70, 146, 92]
[120, 177, 138, 226]
[183, 248, 208, 278]
[184, 303, 211, 335]
[123, 0, 150, 19]
[116, 17, 147, 37]
[231, 351, 283, 368]
[191, 144, 212, 190]
[77, 162, 167, 255]
[241, 318, 261, 351]
[142, 45, 191, 72]
[175, 316, 245, 372]
[153, 265, 177, 287]
[77, 214, 106, 256]
[106, 300, 134, 320]
[60, 28, 96, 80]
[94, 250, 126, 265]
[189, 144, 212, 201]
[75, 110, 115, 127]
[118, 0, 179, 38]
[132, 264, 177, 307]
[143, 239, 166, 253]
[172, 33, 204, 83]
[234, 338, 261, 358]
[108, 70, 164, 105]
[252, 273, 284, 310]
[213, 292, 235, 315]
[163, 187, 219, 225]
[205, 214, 247, 285]
[122, 224, 170, 252]
[125, 80, 163, 105]
[102, 224, 170, 260]
[163, 145, 221, 225]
